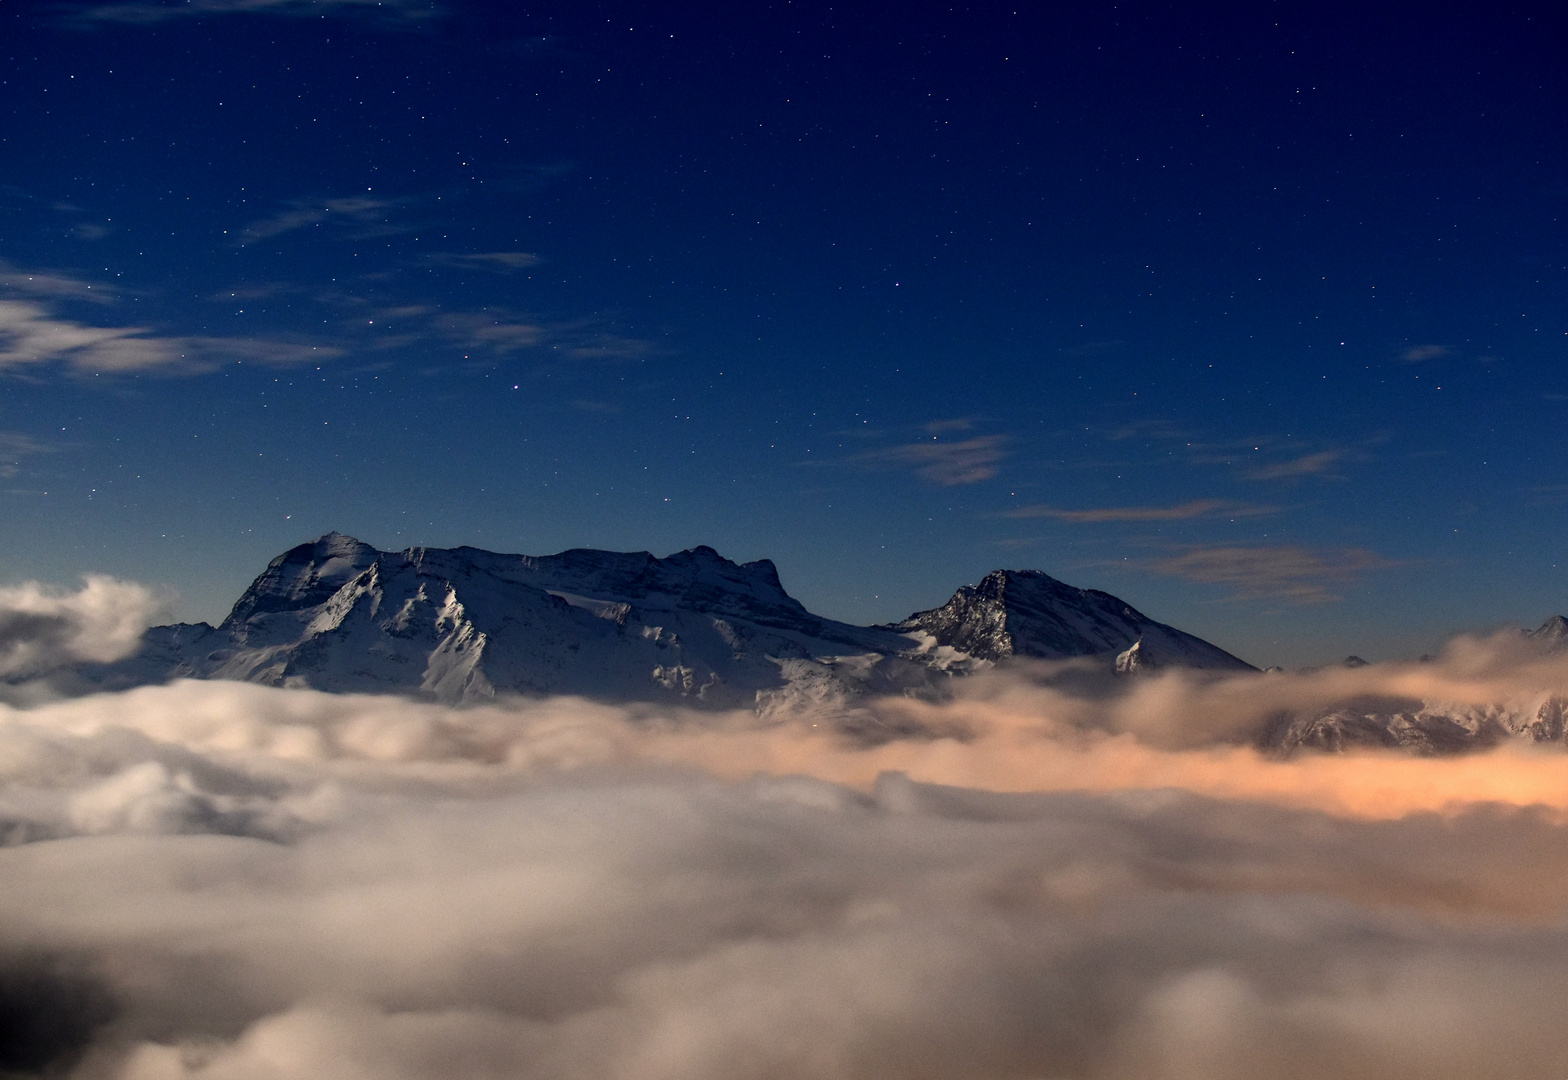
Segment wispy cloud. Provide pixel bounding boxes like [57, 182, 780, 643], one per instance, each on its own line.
[1149, 545, 1395, 603]
[923, 417, 976, 435]
[1400, 344, 1450, 362]
[859, 435, 1009, 486]
[236, 197, 405, 246]
[0, 298, 341, 376]
[559, 331, 651, 361]
[1105, 418, 1189, 443]
[1246, 449, 1345, 481]
[437, 313, 546, 354]
[72, 0, 440, 25]
[432, 311, 652, 363]
[0, 262, 118, 304]
[1005, 499, 1277, 523]
[0, 432, 55, 479]
[428, 252, 541, 272]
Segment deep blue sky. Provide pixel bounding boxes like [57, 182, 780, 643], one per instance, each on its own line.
[1, 0, 1564, 666]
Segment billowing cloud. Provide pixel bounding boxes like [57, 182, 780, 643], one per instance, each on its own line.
[7, 612, 1568, 1077]
[1149, 544, 1395, 603]
[0, 576, 162, 680]
[859, 435, 1009, 485]
[1004, 499, 1276, 523]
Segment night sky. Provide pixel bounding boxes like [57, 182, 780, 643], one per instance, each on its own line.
[2, 0, 1564, 667]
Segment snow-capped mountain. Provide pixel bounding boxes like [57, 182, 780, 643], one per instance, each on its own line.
[892, 569, 1256, 673]
[1260, 618, 1568, 756]
[82, 533, 1252, 708]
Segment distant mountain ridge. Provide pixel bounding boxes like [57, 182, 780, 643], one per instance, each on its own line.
[80, 532, 1254, 708]
[1261, 616, 1568, 756]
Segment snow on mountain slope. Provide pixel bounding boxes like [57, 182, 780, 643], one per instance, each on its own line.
[1258, 617, 1568, 755]
[892, 569, 1256, 673]
[81, 534, 1254, 708]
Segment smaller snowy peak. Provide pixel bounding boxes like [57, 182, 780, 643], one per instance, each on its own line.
[895, 568, 1254, 671]
[1527, 616, 1568, 649]
[1114, 640, 1150, 675]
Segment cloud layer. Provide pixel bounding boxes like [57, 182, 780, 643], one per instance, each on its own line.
[0, 576, 162, 680]
[7, 626, 1568, 1077]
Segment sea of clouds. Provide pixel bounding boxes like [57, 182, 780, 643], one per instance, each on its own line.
[7, 579, 1568, 1078]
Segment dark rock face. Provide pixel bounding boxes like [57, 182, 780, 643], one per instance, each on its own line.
[893, 569, 1255, 671]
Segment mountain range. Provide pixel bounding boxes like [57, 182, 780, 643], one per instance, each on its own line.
[80, 532, 1254, 710]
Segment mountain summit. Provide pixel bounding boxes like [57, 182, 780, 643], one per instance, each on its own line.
[85, 534, 1253, 707]
[893, 569, 1254, 673]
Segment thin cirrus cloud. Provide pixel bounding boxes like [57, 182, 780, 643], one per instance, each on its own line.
[70, 0, 441, 25]
[1004, 499, 1277, 523]
[0, 298, 341, 375]
[428, 252, 542, 272]
[0, 262, 118, 304]
[431, 311, 652, 363]
[235, 196, 407, 246]
[1246, 449, 1345, 481]
[1400, 344, 1450, 362]
[0, 432, 54, 480]
[858, 434, 1009, 486]
[1150, 544, 1395, 603]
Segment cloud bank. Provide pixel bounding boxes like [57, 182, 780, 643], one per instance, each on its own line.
[7, 623, 1568, 1076]
[0, 576, 162, 681]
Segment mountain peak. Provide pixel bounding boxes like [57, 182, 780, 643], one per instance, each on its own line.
[222, 532, 380, 629]
[896, 567, 1253, 670]
[1526, 615, 1568, 651]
